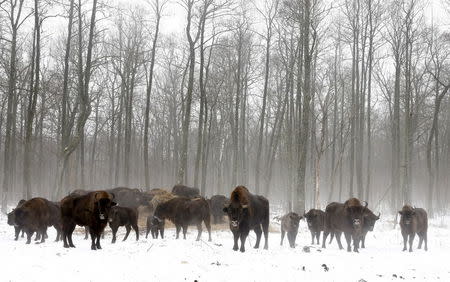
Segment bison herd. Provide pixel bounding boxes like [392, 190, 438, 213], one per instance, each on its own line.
[6, 185, 428, 254]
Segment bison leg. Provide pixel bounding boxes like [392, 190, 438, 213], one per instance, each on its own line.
[401, 230, 408, 251]
[344, 233, 352, 252]
[196, 223, 203, 241]
[232, 230, 239, 251]
[146, 223, 150, 239]
[239, 230, 249, 253]
[204, 217, 212, 242]
[151, 228, 157, 239]
[21, 229, 25, 238]
[111, 226, 118, 243]
[175, 225, 181, 239]
[132, 223, 139, 241]
[316, 231, 321, 245]
[182, 224, 188, 240]
[281, 230, 285, 246]
[90, 229, 97, 250]
[14, 226, 20, 240]
[309, 231, 314, 245]
[26, 231, 33, 244]
[39, 227, 47, 243]
[361, 233, 366, 248]
[84, 227, 89, 240]
[35, 232, 40, 241]
[253, 225, 262, 249]
[322, 230, 329, 248]
[160, 228, 164, 239]
[335, 232, 344, 250]
[262, 220, 269, 250]
[96, 234, 102, 249]
[408, 233, 415, 252]
[123, 225, 131, 241]
[424, 232, 428, 251]
[417, 232, 424, 250]
[288, 232, 297, 248]
[352, 235, 360, 253]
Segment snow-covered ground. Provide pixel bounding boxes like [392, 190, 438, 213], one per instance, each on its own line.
[1, 209, 449, 282]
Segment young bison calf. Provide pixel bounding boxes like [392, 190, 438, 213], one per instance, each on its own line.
[146, 215, 165, 239]
[108, 206, 139, 243]
[280, 212, 302, 248]
[304, 209, 325, 245]
[399, 205, 428, 252]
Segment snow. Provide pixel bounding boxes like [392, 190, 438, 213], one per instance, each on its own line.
[1, 209, 449, 282]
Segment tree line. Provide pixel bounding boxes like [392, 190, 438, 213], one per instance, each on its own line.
[0, 0, 449, 216]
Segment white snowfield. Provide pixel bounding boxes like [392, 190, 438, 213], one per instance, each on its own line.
[1, 210, 449, 282]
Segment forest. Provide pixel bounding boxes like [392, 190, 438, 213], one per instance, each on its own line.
[0, 0, 449, 217]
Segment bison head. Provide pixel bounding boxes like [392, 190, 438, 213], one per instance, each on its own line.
[289, 213, 302, 229]
[93, 192, 116, 221]
[399, 205, 415, 225]
[7, 209, 18, 226]
[304, 209, 320, 228]
[364, 210, 380, 231]
[223, 202, 248, 231]
[344, 198, 367, 231]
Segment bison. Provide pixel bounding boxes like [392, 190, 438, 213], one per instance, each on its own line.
[7, 199, 26, 240]
[108, 206, 139, 243]
[153, 197, 211, 241]
[106, 187, 152, 209]
[304, 209, 325, 245]
[146, 215, 164, 239]
[209, 195, 229, 224]
[322, 198, 367, 252]
[223, 186, 269, 252]
[399, 205, 428, 252]
[61, 191, 116, 250]
[9, 198, 53, 244]
[171, 185, 200, 198]
[280, 212, 302, 248]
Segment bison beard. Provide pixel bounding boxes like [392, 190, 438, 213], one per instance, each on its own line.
[61, 191, 116, 250]
[399, 205, 428, 252]
[322, 198, 367, 253]
[223, 186, 269, 252]
[153, 197, 211, 241]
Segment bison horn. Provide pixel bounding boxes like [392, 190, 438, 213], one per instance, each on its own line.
[363, 201, 368, 208]
[377, 212, 381, 218]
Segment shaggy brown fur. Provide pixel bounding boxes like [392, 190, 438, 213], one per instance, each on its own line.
[61, 191, 116, 250]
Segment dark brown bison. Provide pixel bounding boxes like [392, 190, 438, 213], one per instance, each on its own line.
[209, 195, 229, 224]
[61, 191, 116, 250]
[9, 198, 53, 244]
[360, 208, 380, 248]
[153, 197, 211, 241]
[280, 212, 302, 248]
[399, 205, 428, 252]
[171, 185, 200, 198]
[106, 187, 152, 209]
[223, 186, 269, 252]
[7, 199, 26, 240]
[304, 209, 325, 245]
[322, 198, 367, 252]
[146, 215, 164, 239]
[108, 206, 139, 243]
